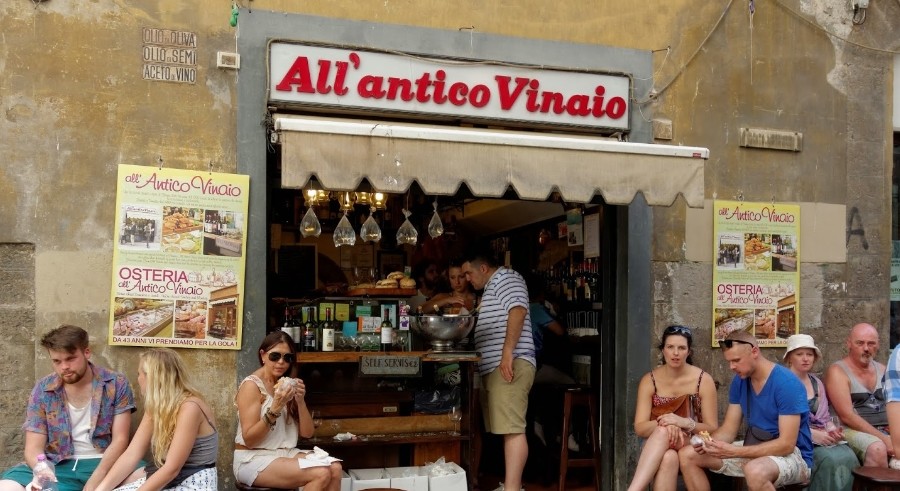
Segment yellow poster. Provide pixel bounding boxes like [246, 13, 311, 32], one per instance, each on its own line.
[108, 164, 249, 349]
[712, 200, 799, 348]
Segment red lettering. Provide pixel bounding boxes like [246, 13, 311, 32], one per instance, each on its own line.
[591, 86, 606, 117]
[448, 83, 468, 106]
[274, 57, 315, 93]
[494, 76, 530, 110]
[386, 77, 414, 101]
[432, 70, 448, 104]
[469, 85, 490, 107]
[358, 75, 386, 98]
[566, 94, 591, 116]
[315, 59, 333, 94]
[606, 96, 627, 119]
[539, 91, 565, 114]
[525, 79, 541, 112]
[414, 73, 432, 103]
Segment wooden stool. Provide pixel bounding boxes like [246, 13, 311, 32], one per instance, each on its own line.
[558, 386, 600, 491]
[234, 483, 294, 491]
[852, 466, 900, 490]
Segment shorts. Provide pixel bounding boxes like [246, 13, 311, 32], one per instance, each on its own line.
[233, 448, 302, 486]
[113, 467, 217, 490]
[2, 457, 102, 491]
[843, 428, 886, 463]
[480, 358, 536, 434]
[710, 441, 810, 488]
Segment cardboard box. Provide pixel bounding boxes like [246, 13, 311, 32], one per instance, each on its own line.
[341, 471, 351, 491]
[386, 466, 428, 491]
[425, 462, 467, 491]
[349, 468, 390, 491]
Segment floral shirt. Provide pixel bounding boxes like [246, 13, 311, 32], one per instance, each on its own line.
[24, 362, 135, 464]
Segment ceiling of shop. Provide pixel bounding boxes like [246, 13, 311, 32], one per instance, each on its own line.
[453, 199, 565, 235]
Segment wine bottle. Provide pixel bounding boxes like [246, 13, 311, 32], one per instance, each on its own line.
[322, 308, 335, 352]
[302, 308, 317, 352]
[380, 307, 393, 352]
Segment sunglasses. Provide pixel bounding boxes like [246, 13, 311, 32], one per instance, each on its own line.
[664, 325, 693, 339]
[267, 351, 296, 364]
[720, 339, 754, 349]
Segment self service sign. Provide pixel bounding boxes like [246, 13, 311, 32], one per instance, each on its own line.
[268, 43, 631, 132]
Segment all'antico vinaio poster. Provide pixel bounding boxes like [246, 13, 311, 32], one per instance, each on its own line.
[108, 164, 249, 350]
[712, 201, 799, 348]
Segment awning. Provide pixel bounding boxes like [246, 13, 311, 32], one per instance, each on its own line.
[276, 116, 707, 207]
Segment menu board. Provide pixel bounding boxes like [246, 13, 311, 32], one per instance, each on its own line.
[712, 200, 799, 348]
[108, 164, 249, 349]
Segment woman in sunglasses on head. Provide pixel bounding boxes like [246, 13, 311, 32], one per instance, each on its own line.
[627, 325, 718, 491]
[233, 331, 343, 491]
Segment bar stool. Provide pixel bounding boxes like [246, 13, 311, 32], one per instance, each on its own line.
[852, 466, 900, 490]
[558, 385, 600, 491]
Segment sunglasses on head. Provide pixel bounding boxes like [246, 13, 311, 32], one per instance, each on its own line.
[720, 339, 754, 349]
[664, 325, 693, 339]
[267, 351, 296, 364]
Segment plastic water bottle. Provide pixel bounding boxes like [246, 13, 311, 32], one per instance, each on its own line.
[32, 454, 58, 491]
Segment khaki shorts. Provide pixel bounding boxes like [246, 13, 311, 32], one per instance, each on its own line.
[480, 358, 536, 434]
[710, 441, 810, 488]
[843, 428, 885, 463]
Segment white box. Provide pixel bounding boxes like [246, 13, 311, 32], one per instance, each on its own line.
[350, 468, 390, 491]
[341, 471, 351, 491]
[425, 462, 467, 491]
[386, 466, 429, 491]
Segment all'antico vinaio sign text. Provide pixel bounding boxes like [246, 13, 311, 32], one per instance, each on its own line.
[268, 43, 631, 131]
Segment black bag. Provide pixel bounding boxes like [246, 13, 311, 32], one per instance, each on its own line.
[744, 425, 776, 446]
[743, 382, 776, 446]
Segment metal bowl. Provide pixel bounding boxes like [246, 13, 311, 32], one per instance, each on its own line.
[412, 314, 476, 351]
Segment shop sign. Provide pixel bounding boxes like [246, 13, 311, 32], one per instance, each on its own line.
[359, 355, 421, 377]
[141, 27, 197, 84]
[269, 43, 630, 131]
[712, 200, 800, 348]
[108, 164, 250, 350]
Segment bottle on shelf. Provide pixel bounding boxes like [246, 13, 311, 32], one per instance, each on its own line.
[380, 307, 394, 352]
[302, 308, 318, 352]
[321, 308, 335, 352]
[281, 307, 294, 342]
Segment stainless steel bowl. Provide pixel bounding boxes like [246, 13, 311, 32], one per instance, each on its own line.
[412, 314, 476, 351]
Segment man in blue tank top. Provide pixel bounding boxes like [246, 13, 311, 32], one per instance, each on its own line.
[824, 322, 890, 466]
[679, 330, 813, 490]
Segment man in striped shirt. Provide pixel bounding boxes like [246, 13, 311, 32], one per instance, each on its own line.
[462, 249, 536, 491]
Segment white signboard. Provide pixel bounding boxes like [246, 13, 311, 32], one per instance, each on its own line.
[269, 43, 630, 131]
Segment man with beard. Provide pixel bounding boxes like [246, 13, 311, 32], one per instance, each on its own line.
[824, 322, 890, 467]
[678, 330, 812, 490]
[0, 325, 136, 491]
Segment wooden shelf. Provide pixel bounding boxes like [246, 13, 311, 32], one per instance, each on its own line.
[298, 351, 480, 363]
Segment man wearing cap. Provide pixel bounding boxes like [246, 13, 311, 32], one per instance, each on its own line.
[824, 323, 890, 466]
[679, 330, 813, 490]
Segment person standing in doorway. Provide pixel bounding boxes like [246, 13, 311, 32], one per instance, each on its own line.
[461, 246, 535, 491]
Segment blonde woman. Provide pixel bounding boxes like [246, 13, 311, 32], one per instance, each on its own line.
[95, 348, 218, 491]
[422, 260, 476, 314]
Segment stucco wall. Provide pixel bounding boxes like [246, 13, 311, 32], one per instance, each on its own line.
[0, 1, 897, 489]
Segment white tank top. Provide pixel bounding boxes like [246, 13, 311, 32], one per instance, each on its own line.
[68, 403, 103, 458]
[234, 375, 298, 449]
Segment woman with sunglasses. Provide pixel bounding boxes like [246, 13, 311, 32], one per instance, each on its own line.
[784, 334, 859, 491]
[233, 331, 342, 491]
[627, 325, 718, 491]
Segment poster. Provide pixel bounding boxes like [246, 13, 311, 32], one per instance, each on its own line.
[566, 209, 583, 246]
[712, 200, 799, 348]
[108, 164, 249, 349]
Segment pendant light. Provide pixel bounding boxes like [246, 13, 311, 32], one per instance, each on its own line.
[299, 207, 322, 237]
[396, 209, 418, 245]
[428, 200, 444, 238]
[360, 206, 382, 243]
[333, 210, 357, 247]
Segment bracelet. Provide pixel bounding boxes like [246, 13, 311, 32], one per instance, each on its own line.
[263, 413, 276, 428]
[686, 418, 697, 433]
[266, 408, 280, 420]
